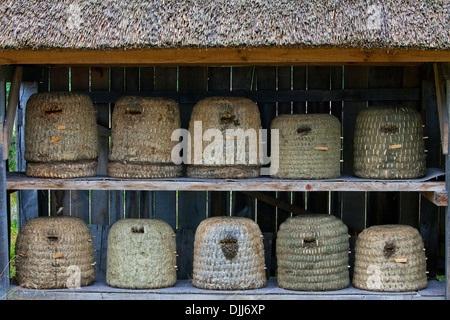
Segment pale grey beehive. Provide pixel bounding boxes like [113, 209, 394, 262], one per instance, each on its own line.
[106, 219, 177, 289]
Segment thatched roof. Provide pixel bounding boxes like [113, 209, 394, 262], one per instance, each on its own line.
[0, 0, 448, 50]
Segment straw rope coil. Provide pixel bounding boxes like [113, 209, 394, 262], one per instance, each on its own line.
[353, 106, 426, 179]
[270, 114, 341, 179]
[108, 96, 182, 178]
[192, 216, 267, 290]
[24, 92, 98, 178]
[106, 219, 177, 289]
[186, 97, 262, 179]
[276, 214, 349, 291]
[15, 216, 95, 289]
[352, 224, 427, 292]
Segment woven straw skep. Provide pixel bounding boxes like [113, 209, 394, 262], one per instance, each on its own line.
[24, 92, 98, 178]
[192, 216, 267, 290]
[108, 96, 182, 178]
[352, 225, 428, 292]
[276, 214, 350, 291]
[106, 219, 177, 289]
[353, 106, 426, 179]
[15, 216, 95, 289]
[270, 114, 341, 179]
[186, 97, 262, 179]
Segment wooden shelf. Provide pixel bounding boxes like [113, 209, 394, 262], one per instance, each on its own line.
[7, 279, 445, 300]
[7, 169, 447, 206]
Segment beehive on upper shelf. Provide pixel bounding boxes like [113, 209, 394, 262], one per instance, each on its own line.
[186, 97, 262, 179]
[24, 92, 98, 178]
[270, 114, 341, 179]
[108, 96, 182, 178]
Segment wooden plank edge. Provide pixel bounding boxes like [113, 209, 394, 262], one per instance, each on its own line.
[0, 47, 449, 66]
[421, 191, 448, 207]
[5, 176, 446, 193]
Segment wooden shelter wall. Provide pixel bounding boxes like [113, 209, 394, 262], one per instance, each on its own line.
[12, 64, 445, 280]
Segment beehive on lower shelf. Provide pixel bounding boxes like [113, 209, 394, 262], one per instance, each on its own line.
[106, 219, 177, 289]
[192, 216, 267, 290]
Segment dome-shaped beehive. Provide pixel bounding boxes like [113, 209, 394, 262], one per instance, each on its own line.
[352, 224, 428, 292]
[353, 106, 426, 179]
[186, 97, 262, 179]
[24, 92, 98, 178]
[15, 216, 95, 289]
[270, 114, 341, 179]
[192, 216, 266, 290]
[108, 96, 182, 178]
[106, 219, 177, 289]
[276, 214, 350, 291]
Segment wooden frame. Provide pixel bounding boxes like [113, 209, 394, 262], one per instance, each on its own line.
[0, 47, 449, 66]
[1, 49, 449, 300]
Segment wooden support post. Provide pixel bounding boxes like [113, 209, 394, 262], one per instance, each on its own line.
[2, 66, 23, 160]
[433, 63, 448, 155]
[0, 76, 9, 298]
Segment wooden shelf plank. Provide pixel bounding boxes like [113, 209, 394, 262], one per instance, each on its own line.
[6, 171, 446, 194]
[7, 279, 445, 300]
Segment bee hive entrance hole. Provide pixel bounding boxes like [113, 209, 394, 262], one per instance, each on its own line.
[220, 114, 240, 126]
[220, 236, 239, 260]
[46, 235, 59, 242]
[383, 125, 398, 134]
[302, 237, 317, 247]
[383, 242, 396, 258]
[132, 226, 145, 233]
[44, 105, 63, 116]
[297, 126, 311, 136]
[125, 107, 142, 115]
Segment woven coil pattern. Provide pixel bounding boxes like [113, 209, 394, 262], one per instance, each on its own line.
[186, 97, 262, 179]
[353, 106, 426, 179]
[276, 214, 349, 291]
[352, 224, 428, 292]
[15, 216, 95, 289]
[106, 219, 177, 289]
[192, 216, 267, 290]
[270, 114, 341, 179]
[24, 92, 98, 178]
[108, 96, 182, 178]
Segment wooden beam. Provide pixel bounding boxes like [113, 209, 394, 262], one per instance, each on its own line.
[0, 47, 448, 66]
[433, 63, 449, 154]
[421, 191, 448, 207]
[5, 172, 446, 197]
[2, 66, 23, 160]
[239, 191, 309, 216]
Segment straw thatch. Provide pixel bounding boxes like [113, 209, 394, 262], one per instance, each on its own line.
[0, 1, 448, 50]
[106, 219, 177, 289]
[192, 216, 267, 290]
[15, 216, 95, 289]
[352, 224, 428, 292]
